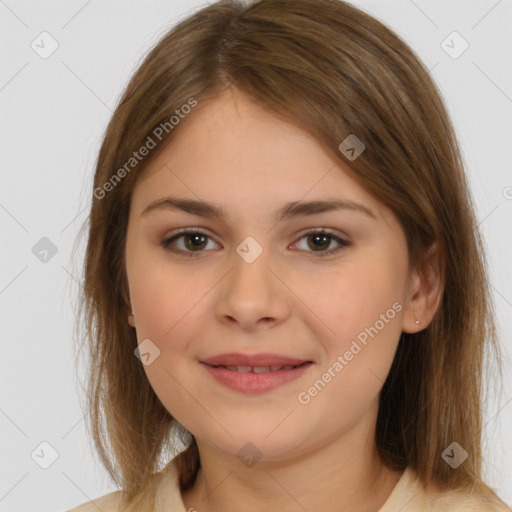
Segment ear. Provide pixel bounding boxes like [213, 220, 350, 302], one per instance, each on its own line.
[123, 284, 136, 328]
[125, 301, 136, 327]
[401, 241, 445, 333]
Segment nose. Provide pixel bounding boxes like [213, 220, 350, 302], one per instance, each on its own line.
[215, 245, 291, 332]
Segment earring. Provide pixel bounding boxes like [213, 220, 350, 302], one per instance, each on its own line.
[415, 319, 420, 324]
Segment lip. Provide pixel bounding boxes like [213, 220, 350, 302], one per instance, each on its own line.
[200, 352, 311, 367]
[199, 353, 314, 394]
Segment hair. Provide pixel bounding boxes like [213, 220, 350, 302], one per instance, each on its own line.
[74, 0, 507, 508]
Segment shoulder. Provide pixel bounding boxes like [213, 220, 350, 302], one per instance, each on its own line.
[66, 490, 123, 512]
[380, 467, 512, 512]
[65, 458, 185, 512]
[425, 492, 512, 512]
[429, 490, 512, 512]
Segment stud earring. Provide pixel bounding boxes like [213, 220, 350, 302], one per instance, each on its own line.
[415, 319, 420, 324]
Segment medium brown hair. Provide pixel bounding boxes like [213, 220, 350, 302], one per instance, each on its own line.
[75, 0, 506, 507]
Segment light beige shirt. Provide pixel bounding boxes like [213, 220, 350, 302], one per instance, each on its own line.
[67, 460, 512, 512]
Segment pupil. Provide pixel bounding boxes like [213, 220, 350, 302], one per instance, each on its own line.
[186, 234, 207, 250]
[309, 234, 329, 251]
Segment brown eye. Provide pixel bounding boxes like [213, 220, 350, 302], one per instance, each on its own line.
[293, 230, 350, 257]
[307, 233, 331, 251]
[162, 230, 219, 256]
[182, 233, 208, 251]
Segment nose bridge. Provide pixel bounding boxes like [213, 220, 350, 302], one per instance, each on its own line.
[229, 237, 273, 300]
[216, 236, 289, 328]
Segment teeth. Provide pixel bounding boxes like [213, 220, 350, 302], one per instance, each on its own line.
[234, 365, 252, 373]
[253, 366, 270, 373]
[220, 364, 299, 372]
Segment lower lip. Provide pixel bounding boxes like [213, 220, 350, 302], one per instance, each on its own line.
[200, 362, 313, 394]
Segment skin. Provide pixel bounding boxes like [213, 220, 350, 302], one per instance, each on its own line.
[125, 87, 443, 512]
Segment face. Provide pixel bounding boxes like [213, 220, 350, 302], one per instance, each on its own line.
[125, 89, 416, 464]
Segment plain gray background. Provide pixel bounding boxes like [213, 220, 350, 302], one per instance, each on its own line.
[1, 0, 511, 510]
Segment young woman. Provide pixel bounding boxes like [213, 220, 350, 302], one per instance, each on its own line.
[69, 0, 511, 510]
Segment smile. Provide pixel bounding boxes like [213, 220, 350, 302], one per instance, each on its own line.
[212, 364, 303, 373]
[200, 361, 313, 393]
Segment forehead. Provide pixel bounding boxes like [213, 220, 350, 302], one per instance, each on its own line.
[130, 89, 387, 223]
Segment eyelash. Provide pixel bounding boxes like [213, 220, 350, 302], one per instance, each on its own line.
[161, 228, 350, 258]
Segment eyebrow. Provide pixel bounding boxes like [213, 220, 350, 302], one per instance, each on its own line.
[141, 196, 377, 222]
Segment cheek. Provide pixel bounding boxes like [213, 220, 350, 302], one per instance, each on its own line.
[296, 290, 403, 435]
[304, 259, 405, 392]
[306, 258, 404, 339]
[130, 264, 207, 343]
[127, 263, 210, 421]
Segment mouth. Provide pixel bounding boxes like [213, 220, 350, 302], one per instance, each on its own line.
[199, 357, 314, 394]
[207, 362, 309, 373]
[200, 352, 312, 368]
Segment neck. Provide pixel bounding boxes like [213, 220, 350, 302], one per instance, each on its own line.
[181, 410, 404, 512]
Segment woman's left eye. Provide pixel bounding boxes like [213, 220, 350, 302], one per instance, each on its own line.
[161, 229, 350, 257]
[292, 229, 350, 257]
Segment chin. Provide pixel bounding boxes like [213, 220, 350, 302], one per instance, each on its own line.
[199, 424, 310, 466]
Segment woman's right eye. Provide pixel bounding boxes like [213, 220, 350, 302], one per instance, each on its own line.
[162, 229, 220, 257]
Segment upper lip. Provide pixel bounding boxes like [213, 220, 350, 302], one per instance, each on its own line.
[200, 353, 312, 367]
